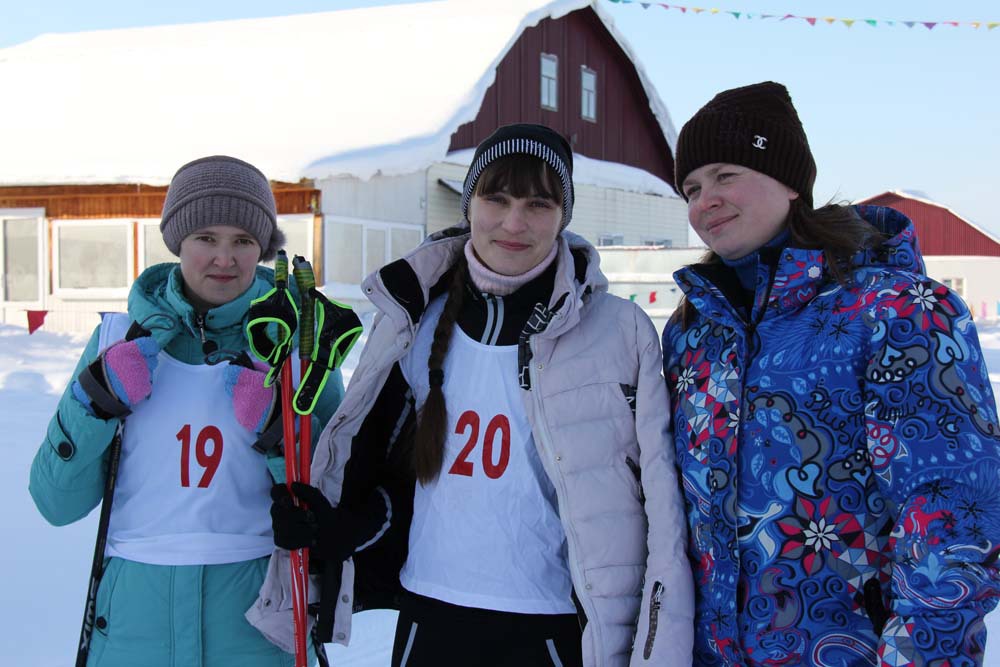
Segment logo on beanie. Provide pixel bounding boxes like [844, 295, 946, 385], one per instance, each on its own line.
[752, 135, 768, 150]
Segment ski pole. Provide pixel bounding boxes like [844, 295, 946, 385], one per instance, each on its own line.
[275, 252, 309, 667]
[76, 426, 123, 667]
[291, 256, 316, 589]
[247, 250, 309, 667]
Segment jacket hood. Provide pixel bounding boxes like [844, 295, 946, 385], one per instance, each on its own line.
[851, 204, 925, 275]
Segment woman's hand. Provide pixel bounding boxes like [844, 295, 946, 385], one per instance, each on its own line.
[72, 336, 160, 418]
[270, 482, 360, 562]
[224, 360, 278, 434]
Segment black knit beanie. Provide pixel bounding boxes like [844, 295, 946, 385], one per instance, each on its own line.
[674, 81, 816, 207]
[461, 123, 575, 228]
[160, 155, 285, 262]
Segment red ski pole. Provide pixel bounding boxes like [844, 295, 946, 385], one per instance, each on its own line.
[274, 253, 309, 667]
[291, 256, 316, 615]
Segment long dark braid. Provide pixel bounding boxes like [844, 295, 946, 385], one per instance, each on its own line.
[413, 257, 469, 484]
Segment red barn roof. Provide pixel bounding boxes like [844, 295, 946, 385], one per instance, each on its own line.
[856, 191, 1000, 257]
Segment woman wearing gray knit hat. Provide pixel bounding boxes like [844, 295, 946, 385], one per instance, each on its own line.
[650, 81, 1000, 665]
[254, 123, 694, 666]
[30, 155, 344, 667]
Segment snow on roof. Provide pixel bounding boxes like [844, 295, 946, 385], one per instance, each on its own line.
[0, 0, 677, 186]
[444, 148, 678, 197]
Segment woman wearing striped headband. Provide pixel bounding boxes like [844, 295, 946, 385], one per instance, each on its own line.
[256, 123, 693, 666]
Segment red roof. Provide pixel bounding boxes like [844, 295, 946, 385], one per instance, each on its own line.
[856, 191, 1000, 257]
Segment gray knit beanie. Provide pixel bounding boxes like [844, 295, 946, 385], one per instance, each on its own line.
[160, 155, 284, 261]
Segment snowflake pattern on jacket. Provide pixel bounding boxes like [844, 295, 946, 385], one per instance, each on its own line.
[663, 206, 1000, 667]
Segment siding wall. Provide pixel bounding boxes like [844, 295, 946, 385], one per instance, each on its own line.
[859, 193, 1000, 257]
[317, 173, 426, 225]
[924, 256, 1000, 321]
[448, 7, 676, 190]
[0, 184, 317, 219]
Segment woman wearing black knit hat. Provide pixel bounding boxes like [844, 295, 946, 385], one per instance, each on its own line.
[651, 81, 1000, 665]
[256, 123, 694, 666]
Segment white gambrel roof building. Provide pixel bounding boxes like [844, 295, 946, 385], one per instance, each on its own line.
[0, 0, 678, 187]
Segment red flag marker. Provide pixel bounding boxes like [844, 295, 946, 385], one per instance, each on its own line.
[26, 310, 48, 334]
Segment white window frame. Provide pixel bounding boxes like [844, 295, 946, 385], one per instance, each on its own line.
[541, 53, 559, 111]
[279, 213, 316, 261]
[52, 218, 134, 299]
[597, 233, 625, 247]
[325, 215, 424, 299]
[260, 213, 316, 268]
[136, 218, 171, 271]
[581, 66, 597, 122]
[942, 276, 966, 298]
[0, 208, 46, 305]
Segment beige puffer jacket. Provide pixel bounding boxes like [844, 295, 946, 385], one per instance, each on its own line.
[247, 229, 694, 666]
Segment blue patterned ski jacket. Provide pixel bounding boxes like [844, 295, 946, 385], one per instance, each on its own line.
[662, 206, 1000, 666]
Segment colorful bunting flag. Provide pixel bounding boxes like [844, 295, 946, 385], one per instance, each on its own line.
[26, 310, 48, 334]
[649, 291, 658, 304]
[606, 1, 998, 31]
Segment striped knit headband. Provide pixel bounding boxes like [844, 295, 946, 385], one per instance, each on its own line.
[461, 123, 575, 228]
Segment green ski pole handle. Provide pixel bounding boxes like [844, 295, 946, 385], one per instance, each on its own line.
[293, 288, 364, 416]
[292, 255, 316, 362]
[246, 250, 299, 386]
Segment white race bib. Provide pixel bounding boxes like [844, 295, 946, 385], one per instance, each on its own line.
[399, 298, 574, 614]
[102, 317, 274, 565]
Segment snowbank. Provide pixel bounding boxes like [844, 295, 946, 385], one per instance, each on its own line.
[4, 320, 1000, 665]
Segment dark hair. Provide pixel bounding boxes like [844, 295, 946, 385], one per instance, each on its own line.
[413, 257, 469, 483]
[473, 153, 563, 205]
[676, 200, 885, 329]
[412, 155, 566, 483]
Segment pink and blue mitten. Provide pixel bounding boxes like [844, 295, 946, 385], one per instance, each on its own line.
[224, 360, 279, 434]
[73, 337, 160, 419]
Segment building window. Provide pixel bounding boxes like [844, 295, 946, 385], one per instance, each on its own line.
[259, 214, 316, 270]
[53, 219, 133, 298]
[581, 67, 597, 122]
[642, 238, 672, 247]
[942, 277, 966, 298]
[138, 220, 174, 270]
[541, 53, 558, 111]
[0, 210, 44, 303]
[327, 216, 423, 287]
[597, 233, 624, 247]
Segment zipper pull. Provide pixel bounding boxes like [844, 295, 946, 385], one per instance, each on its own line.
[643, 581, 664, 659]
[195, 314, 207, 343]
[194, 314, 218, 356]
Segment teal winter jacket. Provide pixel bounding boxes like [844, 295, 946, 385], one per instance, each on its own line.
[29, 263, 344, 667]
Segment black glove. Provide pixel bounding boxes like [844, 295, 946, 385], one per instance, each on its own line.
[270, 482, 364, 563]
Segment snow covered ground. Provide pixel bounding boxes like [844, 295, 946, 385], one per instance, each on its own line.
[4, 321, 1000, 665]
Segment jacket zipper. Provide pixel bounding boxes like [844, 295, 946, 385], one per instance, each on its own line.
[528, 336, 603, 658]
[195, 313, 208, 344]
[643, 581, 664, 659]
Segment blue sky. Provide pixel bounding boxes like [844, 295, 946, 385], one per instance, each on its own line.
[2, 0, 998, 234]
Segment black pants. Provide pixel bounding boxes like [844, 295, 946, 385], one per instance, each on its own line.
[390, 592, 583, 667]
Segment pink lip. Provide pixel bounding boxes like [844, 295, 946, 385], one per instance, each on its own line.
[704, 215, 737, 234]
[495, 240, 530, 251]
[208, 275, 237, 282]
